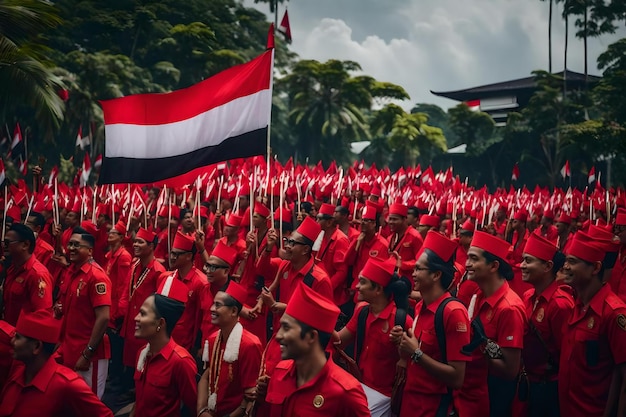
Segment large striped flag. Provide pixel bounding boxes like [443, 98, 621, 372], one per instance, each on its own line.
[99, 47, 274, 184]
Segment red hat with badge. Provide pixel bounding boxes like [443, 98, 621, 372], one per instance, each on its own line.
[295, 216, 321, 242]
[156, 275, 189, 303]
[172, 231, 194, 252]
[224, 280, 247, 306]
[16, 309, 61, 344]
[284, 283, 340, 334]
[523, 233, 557, 262]
[420, 230, 458, 262]
[360, 257, 396, 287]
[211, 240, 238, 268]
[470, 231, 511, 262]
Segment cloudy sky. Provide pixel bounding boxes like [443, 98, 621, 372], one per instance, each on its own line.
[244, 0, 625, 110]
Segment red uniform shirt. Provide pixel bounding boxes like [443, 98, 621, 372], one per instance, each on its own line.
[206, 327, 262, 416]
[104, 245, 132, 324]
[609, 247, 626, 302]
[164, 267, 207, 351]
[533, 225, 558, 244]
[457, 281, 526, 417]
[2, 256, 53, 326]
[346, 301, 412, 397]
[265, 359, 371, 417]
[134, 338, 197, 417]
[558, 284, 626, 417]
[388, 226, 423, 279]
[199, 283, 220, 345]
[522, 281, 574, 382]
[344, 234, 389, 300]
[315, 228, 350, 306]
[33, 237, 53, 268]
[402, 293, 470, 416]
[508, 229, 533, 298]
[57, 261, 112, 368]
[0, 357, 114, 417]
[119, 259, 165, 367]
[0, 321, 15, 393]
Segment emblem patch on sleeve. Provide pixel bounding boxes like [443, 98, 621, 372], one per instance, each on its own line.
[95, 283, 107, 295]
[617, 314, 626, 331]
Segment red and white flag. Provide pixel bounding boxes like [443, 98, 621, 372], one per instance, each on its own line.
[560, 160, 570, 179]
[99, 46, 274, 184]
[75, 125, 91, 150]
[80, 153, 91, 187]
[94, 154, 103, 170]
[465, 100, 480, 112]
[9, 123, 24, 160]
[48, 165, 59, 186]
[511, 163, 520, 181]
[587, 166, 596, 184]
[0, 158, 5, 186]
[277, 9, 292, 44]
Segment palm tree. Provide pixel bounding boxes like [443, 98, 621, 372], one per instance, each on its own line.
[0, 0, 65, 132]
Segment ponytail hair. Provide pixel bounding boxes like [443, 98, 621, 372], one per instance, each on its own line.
[384, 273, 412, 311]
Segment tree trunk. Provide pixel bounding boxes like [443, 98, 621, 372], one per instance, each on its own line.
[549, 0, 553, 72]
[563, 6, 569, 98]
[583, 3, 588, 87]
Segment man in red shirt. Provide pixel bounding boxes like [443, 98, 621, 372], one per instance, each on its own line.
[0, 310, 113, 417]
[506, 211, 533, 298]
[387, 203, 423, 281]
[154, 205, 180, 266]
[197, 281, 262, 417]
[2, 224, 53, 326]
[609, 208, 626, 302]
[520, 233, 574, 417]
[261, 283, 370, 417]
[164, 231, 207, 352]
[533, 209, 559, 244]
[218, 214, 247, 278]
[461, 231, 526, 417]
[559, 232, 626, 417]
[345, 204, 390, 301]
[104, 220, 132, 384]
[555, 212, 574, 252]
[56, 227, 111, 399]
[417, 214, 440, 240]
[315, 203, 350, 308]
[334, 205, 360, 240]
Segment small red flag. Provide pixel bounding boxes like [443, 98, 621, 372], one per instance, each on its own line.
[278, 10, 292, 44]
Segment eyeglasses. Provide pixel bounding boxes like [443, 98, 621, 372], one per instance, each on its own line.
[283, 238, 308, 247]
[67, 241, 91, 249]
[170, 251, 191, 258]
[414, 266, 431, 272]
[204, 263, 229, 272]
[3, 239, 19, 246]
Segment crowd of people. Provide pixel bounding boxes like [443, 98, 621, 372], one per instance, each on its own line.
[0, 158, 625, 417]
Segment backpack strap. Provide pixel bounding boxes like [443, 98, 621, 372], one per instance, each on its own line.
[434, 297, 462, 417]
[303, 266, 315, 288]
[355, 305, 369, 364]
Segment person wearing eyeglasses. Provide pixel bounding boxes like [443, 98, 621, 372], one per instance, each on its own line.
[55, 227, 111, 399]
[197, 281, 262, 417]
[2, 224, 53, 326]
[160, 231, 206, 353]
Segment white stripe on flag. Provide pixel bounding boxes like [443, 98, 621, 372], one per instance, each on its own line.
[161, 276, 174, 297]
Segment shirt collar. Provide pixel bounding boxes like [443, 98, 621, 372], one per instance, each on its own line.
[153, 338, 176, 361]
[534, 279, 560, 303]
[29, 356, 58, 392]
[585, 282, 612, 315]
[482, 280, 510, 308]
[294, 257, 315, 277]
[424, 292, 452, 314]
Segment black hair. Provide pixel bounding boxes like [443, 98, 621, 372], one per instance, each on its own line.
[42, 341, 57, 356]
[383, 273, 412, 311]
[222, 293, 243, 315]
[29, 212, 46, 229]
[297, 320, 332, 350]
[423, 248, 456, 290]
[72, 226, 95, 248]
[603, 251, 618, 270]
[274, 221, 294, 233]
[9, 223, 36, 254]
[300, 202, 313, 214]
[300, 235, 314, 247]
[335, 205, 349, 216]
[153, 294, 185, 336]
[407, 206, 419, 217]
[551, 251, 566, 275]
[482, 250, 514, 281]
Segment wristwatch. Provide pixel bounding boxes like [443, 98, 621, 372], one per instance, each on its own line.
[411, 348, 423, 363]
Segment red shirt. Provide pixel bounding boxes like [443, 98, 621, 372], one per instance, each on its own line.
[164, 267, 207, 351]
[533, 225, 558, 244]
[388, 226, 423, 279]
[119, 259, 165, 367]
[344, 234, 389, 300]
[508, 229, 533, 298]
[457, 281, 526, 417]
[522, 281, 574, 381]
[2, 256, 53, 326]
[104, 246, 132, 324]
[199, 283, 220, 345]
[0, 321, 15, 393]
[558, 284, 626, 417]
[402, 293, 470, 416]
[206, 327, 262, 416]
[0, 356, 113, 417]
[265, 359, 371, 417]
[346, 301, 412, 397]
[134, 338, 197, 417]
[57, 261, 112, 368]
[33, 237, 53, 268]
[609, 247, 626, 302]
[315, 228, 350, 306]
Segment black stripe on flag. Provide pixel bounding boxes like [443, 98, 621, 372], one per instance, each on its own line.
[98, 127, 267, 184]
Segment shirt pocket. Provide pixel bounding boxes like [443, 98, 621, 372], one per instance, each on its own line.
[574, 327, 608, 369]
[9, 281, 26, 297]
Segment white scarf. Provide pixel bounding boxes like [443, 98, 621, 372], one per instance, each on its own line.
[208, 322, 244, 411]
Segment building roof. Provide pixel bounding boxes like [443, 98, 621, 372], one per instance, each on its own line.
[431, 70, 601, 102]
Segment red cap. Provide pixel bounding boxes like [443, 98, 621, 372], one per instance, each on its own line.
[523, 233, 557, 262]
[556, 213, 572, 225]
[158, 205, 180, 220]
[172, 231, 194, 251]
[360, 257, 395, 287]
[156, 275, 189, 303]
[112, 220, 126, 235]
[211, 240, 238, 268]
[371, 184, 382, 197]
[284, 283, 340, 334]
[225, 214, 243, 227]
[16, 309, 60, 344]
[274, 207, 292, 224]
[389, 203, 408, 217]
[318, 203, 335, 217]
[419, 215, 440, 228]
[421, 230, 458, 262]
[543, 209, 555, 220]
[70, 200, 82, 214]
[470, 231, 511, 262]
[295, 216, 321, 242]
[580, 227, 619, 253]
[567, 232, 605, 263]
[514, 210, 528, 222]
[362, 205, 377, 221]
[6, 205, 21, 222]
[80, 220, 98, 238]
[194, 205, 209, 220]
[460, 220, 475, 233]
[616, 208, 626, 226]
[224, 280, 247, 306]
[588, 224, 614, 241]
[254, 203, 270, 218]
[136, 228, 156, 243]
